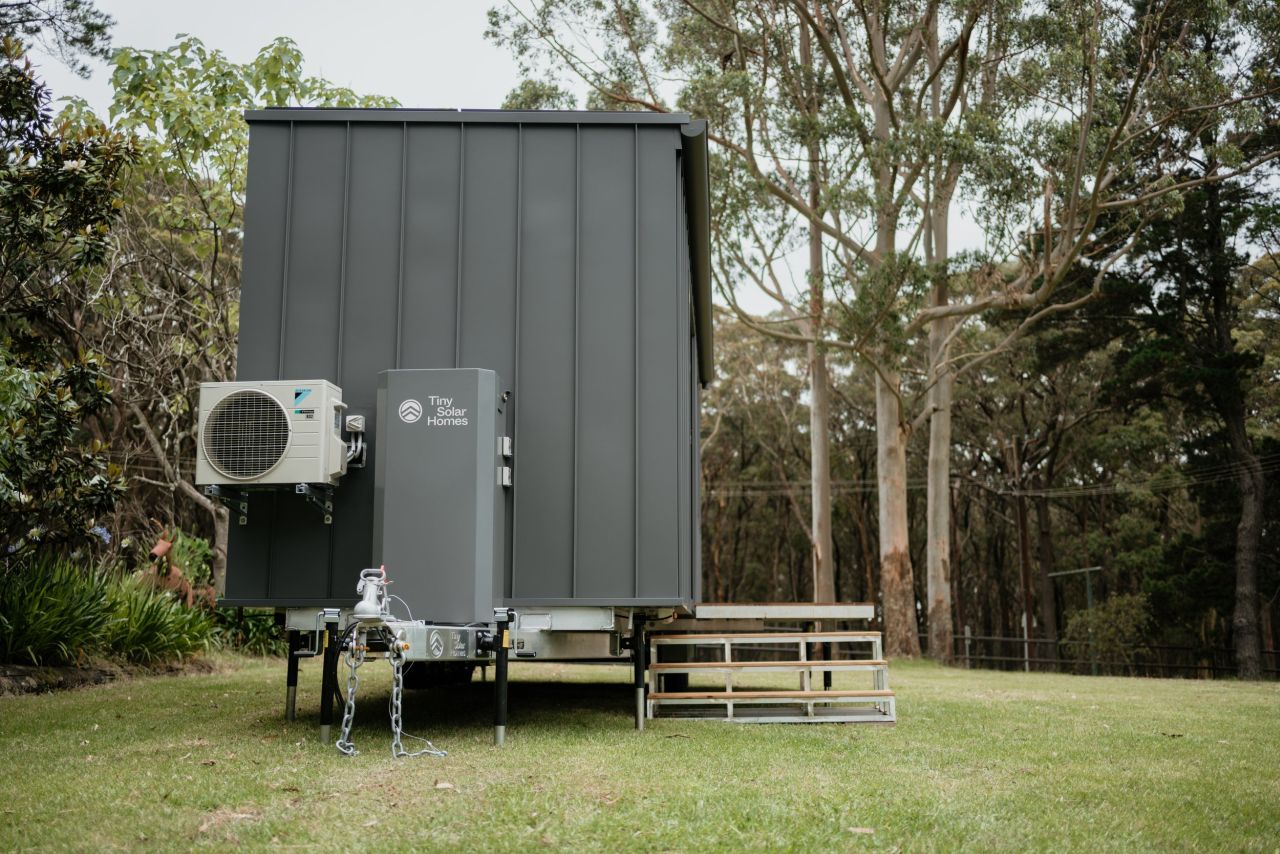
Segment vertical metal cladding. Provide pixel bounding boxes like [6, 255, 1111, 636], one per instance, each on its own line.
[227, 109, 710, 611]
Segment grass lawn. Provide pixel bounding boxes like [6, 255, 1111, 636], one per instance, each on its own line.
[0, 655, 1276, 852]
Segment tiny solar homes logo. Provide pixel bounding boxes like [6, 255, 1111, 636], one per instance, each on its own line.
[429, 630, 445, 659]
[398, 398, 422, 423]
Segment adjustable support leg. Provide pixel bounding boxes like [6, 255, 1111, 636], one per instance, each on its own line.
[319, 612, 340, 743]
[493, 608, 513, 747]
[633, 623, 646, 731]
[285, 630, 300, 721]
[811, 622, 832, 691]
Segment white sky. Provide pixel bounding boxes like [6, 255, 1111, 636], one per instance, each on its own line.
[34, 0, 522, 116]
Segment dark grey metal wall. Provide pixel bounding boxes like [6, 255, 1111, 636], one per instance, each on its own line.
[223, 109, 711, 612]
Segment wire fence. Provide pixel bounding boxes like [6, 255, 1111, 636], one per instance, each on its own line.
[936, 631, 1280, 679]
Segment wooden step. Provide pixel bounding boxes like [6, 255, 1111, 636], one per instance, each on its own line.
[649, 689, 894, 701]
[652, 631, 881, 642]
[649, 659, 887, 671]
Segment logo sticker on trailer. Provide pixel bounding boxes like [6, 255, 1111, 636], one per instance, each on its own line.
[398, 399, 422, 423]
[429, 630, 445, 659]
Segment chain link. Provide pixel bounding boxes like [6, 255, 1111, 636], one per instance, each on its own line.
[389, 635, 447, 758]
[335, 635, 365, 756]
[333, 626, 446, 759]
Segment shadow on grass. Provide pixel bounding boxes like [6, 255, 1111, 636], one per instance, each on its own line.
[303, 665, 640, 742]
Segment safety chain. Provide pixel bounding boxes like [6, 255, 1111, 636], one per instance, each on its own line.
[390, 637, 447, 758]
[333, 627, 446, 759]
[335, 634, 365, 756]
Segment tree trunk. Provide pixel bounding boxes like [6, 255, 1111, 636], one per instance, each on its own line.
[800, 13, 834, 605]
[876, 372, 920, 658]
[1226, 412, 1265, 679]
[1032, 482, 1059, 662]
[1006, 440, 1036, 669]
[924, 190, 954, 662]
[925, 322, 953, 661]
[1202, 175, 1265, 680]
[211, 504, 229, 596]
[809, 341, 835, 602]
[922, 0, 955, 665]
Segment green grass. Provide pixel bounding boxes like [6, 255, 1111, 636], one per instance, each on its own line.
[0, 657, 1277, 852]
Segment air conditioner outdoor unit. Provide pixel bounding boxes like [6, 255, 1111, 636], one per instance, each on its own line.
[196, 380, 347, 486]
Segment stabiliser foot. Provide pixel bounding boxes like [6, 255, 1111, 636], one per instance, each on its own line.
[492, 608, 514, 746]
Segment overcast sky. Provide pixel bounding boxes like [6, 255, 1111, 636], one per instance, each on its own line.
[35, 0, 524, 114]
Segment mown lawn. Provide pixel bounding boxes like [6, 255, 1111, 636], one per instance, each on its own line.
[0, 655, 1276, 852]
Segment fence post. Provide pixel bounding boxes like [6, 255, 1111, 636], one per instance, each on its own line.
[964, 624, 971, 669]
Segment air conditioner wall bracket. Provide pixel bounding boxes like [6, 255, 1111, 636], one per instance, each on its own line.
[296, 483, 336, 524]
[204, 484, 251, 525]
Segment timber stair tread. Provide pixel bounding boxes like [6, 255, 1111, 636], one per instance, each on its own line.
[649, 659, 887, 670]
[649, 689, 894, 700]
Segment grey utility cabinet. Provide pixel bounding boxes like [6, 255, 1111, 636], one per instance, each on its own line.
[222, 109, 712, 616]
[373, 368, 507, 624]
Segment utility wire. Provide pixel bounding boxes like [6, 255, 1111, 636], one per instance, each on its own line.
[706, 452, 1280, 499]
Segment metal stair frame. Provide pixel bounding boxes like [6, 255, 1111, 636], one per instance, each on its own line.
[646, 632, 895, 724]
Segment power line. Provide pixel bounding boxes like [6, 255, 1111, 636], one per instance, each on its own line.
[706, 452, 1280, 500]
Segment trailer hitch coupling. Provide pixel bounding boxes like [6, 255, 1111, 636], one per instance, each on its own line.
[335, 566, 447, 759]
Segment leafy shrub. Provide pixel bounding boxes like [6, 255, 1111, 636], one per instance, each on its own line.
[0, 555, 214, 666]
[1062, 593, 1154, 675]
[0, 556, 111, 665]
[103, 575, 213, 664]
[166, 528, 214, 588]
[212, 609, 286, 656]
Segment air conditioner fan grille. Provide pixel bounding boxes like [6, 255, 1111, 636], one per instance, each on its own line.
[203, 390, 291, 480]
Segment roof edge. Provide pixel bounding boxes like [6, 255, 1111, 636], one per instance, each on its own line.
[245, 107, 695, 126]
[680, 120, 714, 386]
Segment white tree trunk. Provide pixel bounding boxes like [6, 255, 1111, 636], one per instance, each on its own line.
[809, 341, 835, 602]
[799, 15, 834, 606]
[926, 315, 954, 662]
[925, 188, 955, 662]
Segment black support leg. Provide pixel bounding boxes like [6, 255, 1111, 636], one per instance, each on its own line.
[823, 642, 833, 691]
[633, 624, 646, 730]
[285, 630, 300, 721]
[494, 609, 513, 747]
[319, 615, 339, 744]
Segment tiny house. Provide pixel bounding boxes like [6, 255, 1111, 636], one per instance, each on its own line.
[197, 109, 715, 742]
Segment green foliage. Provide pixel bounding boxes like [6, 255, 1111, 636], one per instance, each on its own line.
[1061, 594, 1154, 675]
[0, 347, 124, 555]
[167, 528, 214, 589]
[108, 36, 398, 202]
[0, 555, 110, 665]
[0, 555, 214, 666]
[0, 37, 132, 315]
[102, 574, 212, 664]
[502, 79, 576, 110]
[0, 38, 130, 556]
[212, 610, 286, 657]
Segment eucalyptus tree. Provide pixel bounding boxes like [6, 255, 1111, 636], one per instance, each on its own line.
[491, 0, 1280, 659]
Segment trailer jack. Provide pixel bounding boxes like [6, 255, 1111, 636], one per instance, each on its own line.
[491, 608, 514, 747]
